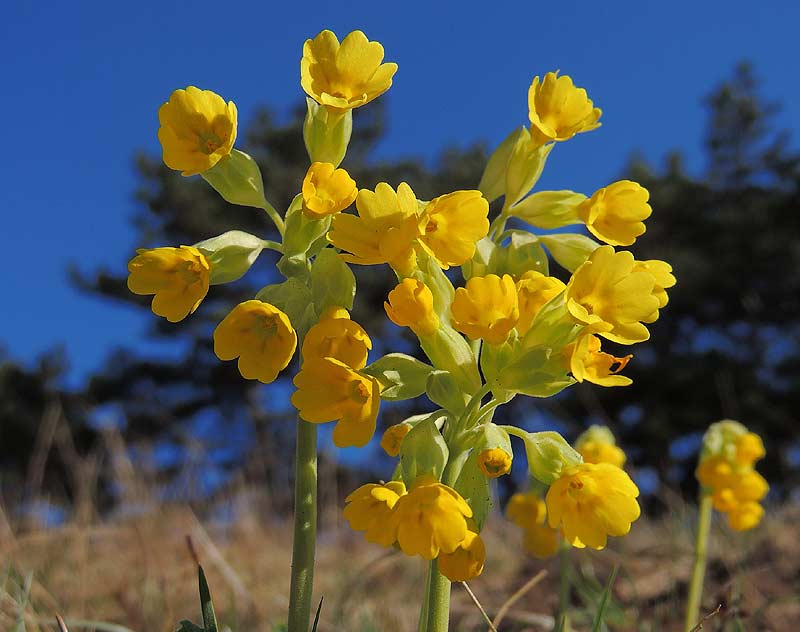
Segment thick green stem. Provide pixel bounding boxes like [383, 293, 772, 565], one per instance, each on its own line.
[558, 541, 571, 630]
[425, 560, 451, 632]
[684, 494, 713, 632]
[260, 201, 286, 236]
[287, 419, 317, 632]
[417, 564, 432, 632]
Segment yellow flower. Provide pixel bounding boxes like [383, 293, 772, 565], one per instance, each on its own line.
[736, 432, 766, 466]
[302, 162, 358, 218]
[380, 423, 412, 457]
[384, 279, 439, 336]
[522, 523, 560, 559]
[711, 487, 739, 513]
[528, 72, 601, 145]
[157, 87, 237, 176]
[388, 474, 472, 559]
[213, 300, 297, 383]
[577, 440, 627, 468]
[301, 309, 371, 369]
[631, 259, 676, 310]
[516, 271, 566, 335]
[577, 181, 652, 247]
[566, 245, 661, 344]
[567, 334, 633, 387]
[695, 455, 734, 490]
[329, 182, 421, 274]
[727, 501, 764, 531]
[438, 531, 486, 581]
[451, 274, 519, 345]
[477, 448, 512, 478]
[127, 246, 210, 322]
[301, 30, 398, 113]
[506, 492, 547, 531]
[732, 470, 769, 503]
[418, 191, 490, 268]
[546, 462, 640, 549]
[343, 481, 407, 546]
[291, 357, 381, 448]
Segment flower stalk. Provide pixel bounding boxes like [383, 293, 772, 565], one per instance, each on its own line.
[684, 494, 713, 632]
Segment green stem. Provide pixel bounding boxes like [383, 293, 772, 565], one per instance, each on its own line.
[558, 541, 571, 630]
[261, 239, 283, 253]
[425, 560, 451, 632]
[417, 564, 432, 632]
[287, 419, 318, 632]
[260, 201, 286, 236]
[684, 494, 713, 632]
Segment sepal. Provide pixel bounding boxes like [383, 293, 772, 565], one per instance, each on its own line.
[362, 353, 434, 401]
[510, 190, 586, 229]
[194, 230, 266, 285]
[201, 149, 269, 209]
[539, 233, 600, 272]
[399, 417, 449, 484]
[303, 97, 352, 167]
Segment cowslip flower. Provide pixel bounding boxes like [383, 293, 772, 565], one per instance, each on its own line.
[418, 190, 490, 268]
[528, 72, 601, 146]
[301, 308, 371, 369]
[477, 448, 512, 478]
[574, 426, 627, 468]
[451, 274, 519, 345]
[736, 432, 766, 465]
[328, 182, 421, 274]
[291, 357, 381, 448]
[387, 474, 472, 559]
[546, 462, 640, 549]
[213, 300, 297, 383]
[384, 279, 439, 336]
[343, 481, 407, 546]
[380, 423, 412, 457]
[516, 271, 566, 335]
[567, 334, 633, 387]
[302, 162, 358, 218]
[438, 530, 486, 581]
[577, 180, 652, 247]
[506, 492, 559, 559]
[632, 259, 676, 310]
[301, 30, 397, 113]
[566, 245, 662, 344]
[522, 523, 560, 559]
[127, 246, 210, 322]
[728, 502, 764, 531]
[158, 87, 237, 176]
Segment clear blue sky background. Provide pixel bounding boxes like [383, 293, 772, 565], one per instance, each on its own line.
[2, 0, 798, 385]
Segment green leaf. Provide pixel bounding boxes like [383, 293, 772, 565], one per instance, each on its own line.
[453, 451, 492, 529]
[201, 149, 268, 209]
[175, 566, 218, 632]
[310, 248, 356, 312]
[510, 190, 586, 229]
[311, 597, 324, 632]
[399, 418, 449, 484]
[590, 567, 618, 632]
[362, 353, 434, 401]
[195, 230, 266, 285]
[539, 233, 600, 272]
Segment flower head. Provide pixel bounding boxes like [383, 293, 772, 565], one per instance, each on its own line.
[418, 191, 489, 268]
[301, 30, 397, 113]
[576, 440, 627, 468]
[567, 334, 633, 387]
[728, 502, 764, 532]
[213, 300, 297, 383]
[385, 279, 439, 336]
[302, 162, 358, 218]
[566, 245, 661, 344]
[632, 259, 676, 310]
[329, 182, 421, 274]
[158, 87, 237, 176]
[388, 474, 472, 559]
[516, 271, 566, 335]
[506, 492, 548, 531]
[438, 531, 486, 581]
[291, 357, 381, 448]
[577, 181, 652, 246]
[528, 72, 601, 145]
[451, 274, 519, 345]
[477, 448, 512, 478]
[343, 481, 407, 546]
[301, 309, 371, 369]
[127, 246, 210, 322]
[736, 432, 766, 466]
[546, 462, 640, 549]
[380, 423, 412, 457]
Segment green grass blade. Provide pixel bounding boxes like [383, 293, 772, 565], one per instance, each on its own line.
[198, 566, 219, 632]
[591, 566, 619, 632]
[311, 596, 324, 632]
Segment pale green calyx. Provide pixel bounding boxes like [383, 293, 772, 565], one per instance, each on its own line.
[303, 97, 353, 168]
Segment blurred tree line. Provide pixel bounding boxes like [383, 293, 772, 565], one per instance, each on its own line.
[1, 63, 798, 518]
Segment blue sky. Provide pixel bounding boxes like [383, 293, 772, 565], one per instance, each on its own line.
[2, 0, 798, 384]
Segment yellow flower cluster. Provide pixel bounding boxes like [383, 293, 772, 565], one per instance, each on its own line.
[344, 475, 485, 581]
[506, 492, 560, 559]
[575, 425, 627, 468]
[696, 428, 768, 531]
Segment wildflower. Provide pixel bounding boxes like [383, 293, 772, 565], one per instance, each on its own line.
[736, 432, 766, 465]
[576, 180, 652, 247]
[528, 72, 601, 145]
[438, 531, 486, 581]
[506, 492, 547, 531]
[477, 448, 512, 478]
[696, 455, 734, 490]
[158, 87, 237, 176]
[380, 423, 412, 457]
[632, 259, 676, 310]
[301, 309, 371, 369]
[451, 274, 519, 345]
[127, 246, 210, 322]
[388, 474, 472, 559]
[515, 271, 566, 335]
[213, 300, 297, 383]
[418, 191, 490, 268]
[343, 481, 407, 546]
[522, 524, 561, 559]
[301, 30, 397, 112]
[576, 440, 627, 468]
[546, 462, 640, 549]
[302, 162, 358, 218]
[567, 334, 633, 387]
[384, 279, 439, 336]
[727, 501, 764, 531]
[291, 357, 381, 448]
[328, 182, 421, 274]
[566, 245, 662, 344]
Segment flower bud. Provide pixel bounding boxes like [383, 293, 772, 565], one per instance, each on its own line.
[385, 279, 439, 336]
